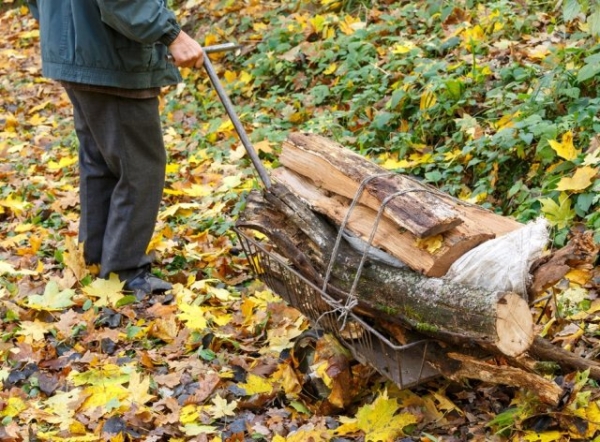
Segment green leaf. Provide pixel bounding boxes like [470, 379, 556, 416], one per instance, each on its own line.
[371, 112, 394, 130]
[115, 295, 137, 307]
[575, 193, 594, 216]
[539, 193, 576, 229]
[587, 9, 600, 36]
[577, 63, 600, 83]
[445, 79, 463, 100]
[198, 348, 217, 361]
[289, 400, 311, 414]
[563, 0, 582, 22]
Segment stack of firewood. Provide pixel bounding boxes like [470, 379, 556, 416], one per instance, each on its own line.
[237, 132, 600, 405]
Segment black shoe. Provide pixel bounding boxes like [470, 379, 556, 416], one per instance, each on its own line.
[124, 272, 172, 296]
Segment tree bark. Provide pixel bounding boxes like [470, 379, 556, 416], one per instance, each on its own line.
[529, 230, 599, 298]
[280, 132, 461, 238]
[280, 132, 522, 240]
[272, 167, 494, 277]
[237, 184, 534, 358]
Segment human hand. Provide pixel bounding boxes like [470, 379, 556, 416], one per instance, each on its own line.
[168, 30, 204, 68]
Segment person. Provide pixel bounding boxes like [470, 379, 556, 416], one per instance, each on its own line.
[27, 0, 204, 297]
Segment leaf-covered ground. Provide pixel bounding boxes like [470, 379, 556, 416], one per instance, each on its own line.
[1, 0, 600, 441]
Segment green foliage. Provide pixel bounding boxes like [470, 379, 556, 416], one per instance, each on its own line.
[183, 0, 599, 243]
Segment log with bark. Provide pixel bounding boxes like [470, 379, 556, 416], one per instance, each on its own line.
[236, 132, 599, 405]
[278, 132, 523, 276]
[236, 184, 571, 403]
[238, 184, 533, 358]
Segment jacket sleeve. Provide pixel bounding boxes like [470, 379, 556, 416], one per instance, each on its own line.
[96, 0, 181, 46]
[27, 0, 39, 20]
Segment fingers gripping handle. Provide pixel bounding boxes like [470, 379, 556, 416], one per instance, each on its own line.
[165, 42, 242, 61]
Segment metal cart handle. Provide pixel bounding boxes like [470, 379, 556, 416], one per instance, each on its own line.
[202, 45, 272, 189]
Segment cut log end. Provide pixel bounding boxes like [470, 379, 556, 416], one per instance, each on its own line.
[495, 293, 534, 357]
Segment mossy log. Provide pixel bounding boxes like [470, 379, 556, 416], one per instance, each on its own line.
[237, 184, 533, 358]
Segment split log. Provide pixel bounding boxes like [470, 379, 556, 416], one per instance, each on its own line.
[377, 321, 562, 405]
[279, 132, 523, 276]
[272, 168, 494, 277]
[237, 184, 534, 358]
[280, 132, 522, 240]
[280, 132, 461, 238]
[437, 353, 562, 406]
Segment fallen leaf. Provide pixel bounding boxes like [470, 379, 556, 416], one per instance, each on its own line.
[27, 281, 75, 311]
[549, 131, 580, 161]
[555, 166, 598, 191]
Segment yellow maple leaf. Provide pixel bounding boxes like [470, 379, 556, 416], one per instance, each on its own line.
[82, 273, 125, 307]
[70, 364, 129, 387]
[355, 390, 419, 442]
[159, 202, 203, 219]
[28, 100, 51, 114]
[238, 373, 274, 395]
[149, 316, 179, 343]
[462, 25, 485, 51]
[17, 320, 53, 342]
[548, 131, 580, 161]
[207, 309, 233, 326]
[207, 394, 237, 419]
[217, 175, 242, 192]
[27, 281, 75, 311]
[392, 41, 418, 54]
[527, 44, 551, 60]
[80, 384, 129, 411]
[180, 404, 201, 425]
[284, 425, 331, 442]
[271, 363, 302, 397]
[521, 431, 566, 441]
[415, 235, 444, 254]
[539, 192, 575, 229]
[178, 303, 209, 330]
[565, 268, 590, 286]
[378, 153, 411, 170]
[205, 284, 237, 302]
[47, 155, 78, 171]
[494, 111, 521, 130]
[181, 184, 213, 198]
[339, 16, 364, 35]
[263, 316, 306, 353]
[0, 193, 30, 216]
[335, 416, 361, 437]
[63, 236, 89, 281]
[583, 148, 600, 166]
[0, 397, 27, 418]
[0, 260, 37, 276]
[555, 166, 598, 192]
[323, 62, 338, 75]
[126, 370, 156, 406]
[42, 388, 87, 430]
[420, 90, 437, 111]
[179, 424, 218, 437]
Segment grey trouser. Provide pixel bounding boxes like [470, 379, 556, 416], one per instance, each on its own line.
[65, 89, 166, 281]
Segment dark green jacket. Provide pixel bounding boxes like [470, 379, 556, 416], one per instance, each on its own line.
[28, 0, 182, 89]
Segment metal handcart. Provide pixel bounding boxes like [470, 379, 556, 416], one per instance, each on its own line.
[202, 44, 440, 389]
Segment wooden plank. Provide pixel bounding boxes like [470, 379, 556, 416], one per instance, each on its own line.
[272, 168, 493, 276]
[280, 132, 462, 238]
